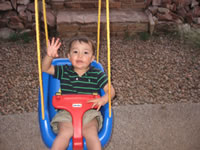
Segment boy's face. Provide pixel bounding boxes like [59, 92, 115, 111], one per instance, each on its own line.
[68, 41, 95, 72]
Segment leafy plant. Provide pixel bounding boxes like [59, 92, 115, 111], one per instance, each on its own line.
[182, 30, 200, 48]
[8, 32, 32, 43]
[9, 33, 21, 42]
[139, 32, 150, 41]
[20, 32, 32, 43]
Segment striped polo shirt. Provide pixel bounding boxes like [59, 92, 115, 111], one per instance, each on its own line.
[53, 65, 108, 95]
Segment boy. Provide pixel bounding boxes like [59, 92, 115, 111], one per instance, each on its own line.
[42, 36, 115, 150]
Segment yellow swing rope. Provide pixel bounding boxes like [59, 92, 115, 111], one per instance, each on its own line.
[42, 0, 49, 48]
[106, 0, 112, 117]
[35, 0, 45, 120]
[97, 0, 112, 117]
[96, 0, 101, 63]
[35, 0, 49, 120]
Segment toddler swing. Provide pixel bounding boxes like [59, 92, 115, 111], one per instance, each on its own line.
[35, 0, 113, 149]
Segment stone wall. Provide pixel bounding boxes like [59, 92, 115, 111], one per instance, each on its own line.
[0, 0, 56, 39]
[0, 0, 146, 39]
[0, 0, 200, 39]
[50, 0, 145, 10]
[146, 0, 200, 26]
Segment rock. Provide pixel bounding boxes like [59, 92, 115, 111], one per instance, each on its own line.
[27, 2, 34, 12]
[19, 28, 32, 35]
[8, 16, 24, 29]
[185, 12, 193, 24]
[26, 10, 32, 22]
[157, 12, 173, 21]
[0, 1, 12, 11]
[19, 10, 27, 21]
[153, 16, 158, 24]
[152, 0, 161, 6]
[170, 11, 183, 21]
[146, 0, 152, 7]
[27, 1, 42, 12]
[191, 0, 199, 8]
[41, 9, 56, 27]
[178, 23, 191, 34]
[11, 0, 17, 10]
[162, 0, 172, 4]
[17, 4, 27, 13]
[146, 10, 155, 35]
[177, 7, 187, 18]
[17, 0, 30, 5]
[0, 27, 15, 39]
[193, 17, 200, 24]
[175, 18, 183, 24]
[165, 3, 176, 12]
[148, 6, 158, 15]
[0, 18, 8, 28]
[192, 6, 200, 17]
[158, 7, 170, 14]
[3, 11, 17, 19]
[176, 0, 191, 9]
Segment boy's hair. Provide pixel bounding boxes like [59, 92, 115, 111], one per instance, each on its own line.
[68, 36, 96, 55]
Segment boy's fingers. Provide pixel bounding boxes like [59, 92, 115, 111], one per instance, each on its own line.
[97, 106, 101, 111]
[87, 99, 95, 103]
[92, 103, 97, 108]
[51, 37, 55, 45]
[56, 42, 61, 50]
[55, 38, 60, 46]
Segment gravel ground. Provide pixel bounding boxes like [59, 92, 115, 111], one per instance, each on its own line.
[0, 35, 200, 115]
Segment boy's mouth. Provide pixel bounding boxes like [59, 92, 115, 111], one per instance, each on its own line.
[76, 60, 83, 63]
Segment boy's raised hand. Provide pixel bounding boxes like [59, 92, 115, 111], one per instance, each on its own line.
[47, 37, 61, 58]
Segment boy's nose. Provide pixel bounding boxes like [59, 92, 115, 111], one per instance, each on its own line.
[78, 53, 83, 58]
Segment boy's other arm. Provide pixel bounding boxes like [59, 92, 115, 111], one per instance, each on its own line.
[88, 83, 115, 111]
[102, 83, 115, 104]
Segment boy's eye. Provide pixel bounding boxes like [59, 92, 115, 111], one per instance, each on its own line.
[84, 51, 89, 54]
[73, 50, 78, 53]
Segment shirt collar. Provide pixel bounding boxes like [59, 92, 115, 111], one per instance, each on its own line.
[68, 64, 93, 76]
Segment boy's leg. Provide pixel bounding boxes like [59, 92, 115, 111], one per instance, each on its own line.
[51, 122, 73, 150]
[82, 118, 101, 150]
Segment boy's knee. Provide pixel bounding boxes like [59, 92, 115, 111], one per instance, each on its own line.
[60, 130, 73, 139]
[58, 122, 74, 138]
[83, 120, 98, 138]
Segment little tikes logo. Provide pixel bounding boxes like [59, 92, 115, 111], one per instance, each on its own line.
[72, 104, 82, 107]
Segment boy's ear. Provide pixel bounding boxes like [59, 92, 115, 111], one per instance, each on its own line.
[67, 53, 70, 59]
[91, 55, 95, 62]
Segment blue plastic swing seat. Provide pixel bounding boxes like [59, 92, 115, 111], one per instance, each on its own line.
[38, 58, 113, 150]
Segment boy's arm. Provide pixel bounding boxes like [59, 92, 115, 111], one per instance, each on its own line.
[42, 38, 61, 75]
[42, 55, 55, 75]
[88, 83, 115, 111]
[101, 83, 115, 105]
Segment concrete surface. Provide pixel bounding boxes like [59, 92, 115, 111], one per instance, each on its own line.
[1, 102, 200, 150]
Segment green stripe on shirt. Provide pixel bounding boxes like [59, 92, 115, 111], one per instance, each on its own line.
[73, 86, 99, 90]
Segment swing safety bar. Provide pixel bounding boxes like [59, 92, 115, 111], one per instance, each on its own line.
[52, 94, 100, 150]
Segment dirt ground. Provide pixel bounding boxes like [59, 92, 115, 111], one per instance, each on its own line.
[0, 34, 200, 115]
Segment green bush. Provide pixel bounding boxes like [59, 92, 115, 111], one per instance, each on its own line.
[139, 32, 150, 41]
[182, 30, 200, 48]
[9, 32, 32, 43]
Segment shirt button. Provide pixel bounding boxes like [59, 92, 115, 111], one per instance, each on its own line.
[76, 78, 78, 80]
